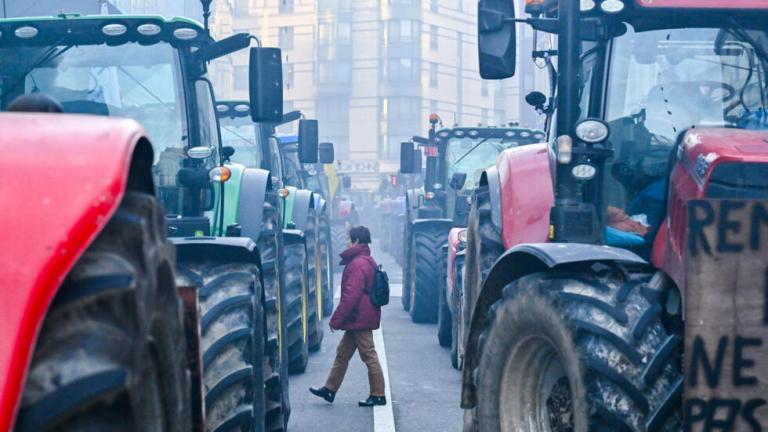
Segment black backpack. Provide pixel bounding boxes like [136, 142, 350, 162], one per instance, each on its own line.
[370, 265, 390, 308]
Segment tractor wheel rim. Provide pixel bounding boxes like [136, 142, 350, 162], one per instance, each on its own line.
[499, 335, 574, 432]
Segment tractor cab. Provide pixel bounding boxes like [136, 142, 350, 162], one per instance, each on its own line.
[0, 15, 282, 237]
[402, 118, 545, 226]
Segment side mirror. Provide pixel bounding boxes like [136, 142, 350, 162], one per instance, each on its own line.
[319, 142, 335, 164]
[413, 149, 423, 173]
[450, 172, 467, 190]
[478, 0, 517, 79]
[221, 146, 235, 163]
[249, 47, 284, 122]
[525, 91, 547, 111]
[400, 141, 416, 174]
[298, 119, 319, 163]
[342, 175, 352, 189]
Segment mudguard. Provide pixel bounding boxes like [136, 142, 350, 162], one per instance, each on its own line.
[311, 192, 326, 215]
[480, 167, 503, 235]
[461, 242, 646, 408]
[405, 188, 424, 222]
[283, 229, 306, 246]
[445, 228, 465, 306]
[172, 237, 263, 269]
[410, 218, 454, 237]
[237, 168, 272, 242]
[0, 113, 150, 431]
[291, 189, 316, 232]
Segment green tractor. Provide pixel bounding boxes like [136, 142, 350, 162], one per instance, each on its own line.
[276, 129, 337, 320]
[216, 101, 329, 362]
[0, 14, 290, 431]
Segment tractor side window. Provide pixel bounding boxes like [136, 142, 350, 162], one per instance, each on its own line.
[195, 79, 220, 157]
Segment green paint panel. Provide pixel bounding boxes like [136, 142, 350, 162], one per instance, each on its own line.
[282, 186, 298, 229]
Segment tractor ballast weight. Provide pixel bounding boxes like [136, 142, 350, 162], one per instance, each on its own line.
[0, 114, 185, 430]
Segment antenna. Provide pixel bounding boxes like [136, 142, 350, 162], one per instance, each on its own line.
[201, 0, 213, 34]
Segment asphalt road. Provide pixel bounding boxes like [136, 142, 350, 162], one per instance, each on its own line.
[287, 243, 463, 432]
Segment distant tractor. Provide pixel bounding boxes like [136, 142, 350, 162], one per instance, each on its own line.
[461, 0, 768, 430]
[217, 101, 329, 368]
[0, 14, 290, 431]
[399, 117, 544, 324]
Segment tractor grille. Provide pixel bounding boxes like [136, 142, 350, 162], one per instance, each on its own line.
[706, 162, 768, 199]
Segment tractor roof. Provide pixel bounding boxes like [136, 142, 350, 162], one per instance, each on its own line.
[0, 14, 212, 48]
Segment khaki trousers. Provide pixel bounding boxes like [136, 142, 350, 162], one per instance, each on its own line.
[324, 330, 386, 397]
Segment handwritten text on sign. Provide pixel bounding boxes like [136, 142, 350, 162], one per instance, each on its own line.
[685, 200, 768, 431]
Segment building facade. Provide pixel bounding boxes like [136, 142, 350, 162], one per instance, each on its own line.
[207, 0, 547, 166]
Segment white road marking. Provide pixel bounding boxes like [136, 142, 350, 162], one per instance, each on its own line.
[373, 324, 396, 432]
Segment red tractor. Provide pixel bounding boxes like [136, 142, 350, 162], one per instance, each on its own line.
[462, 0, 768, 430]
[0, 114, 195, 431]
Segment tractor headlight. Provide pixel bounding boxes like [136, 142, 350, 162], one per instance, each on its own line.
[600, 0, 625, 14]
[187, 146, 213, 159]
[581, 0, 596, 11]
[15, 26, 38, 38]
[173, 27, 198, 40]
[209, 166, 232, 183]
[102, 23, 128, 36]
[571, 163, 597, 181]
[457, 229, 468, 244]
[575, 119, 610, 143]
[137, 23, 162, 36]
[433, 183, 443, 190]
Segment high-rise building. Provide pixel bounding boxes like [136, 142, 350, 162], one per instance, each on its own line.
[208, 0, 547, 168]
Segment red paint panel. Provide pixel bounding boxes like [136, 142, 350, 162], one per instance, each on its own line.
[635, 0, 768, 9]
[497, 144, 554, 249]
[446, 228, 464, 302]
[652, 128, 768, 290]
[0, 113, 145, 430]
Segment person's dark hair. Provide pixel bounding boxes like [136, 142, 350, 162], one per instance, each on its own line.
[6, 94, 63, 113]
[349, 225, 371, 244]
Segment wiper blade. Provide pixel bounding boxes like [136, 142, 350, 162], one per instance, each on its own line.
[452, 138, 491, 167]
[3, 44, 75, 99]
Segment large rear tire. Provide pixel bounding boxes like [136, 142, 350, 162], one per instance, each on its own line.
[450, 253, 465, 370]
[467, 264, 683, 432]
[177, 260, 267, 432]
[305, 212, 324, 353]
[409, 226, 444, 323]
[437, 246, 452, 347]
[401, 223, 412, 312]
[284, 240, 310, 374]
[16, 192, 191, 432]
[462, 186, 504, 346]
[319, 217, 334, 318]
[257, 200, 289, 431]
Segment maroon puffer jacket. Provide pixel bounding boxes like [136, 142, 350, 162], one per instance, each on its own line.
[330, 243, 381, 331]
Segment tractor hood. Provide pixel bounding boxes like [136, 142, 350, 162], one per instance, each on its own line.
[679, 128, 768, 187]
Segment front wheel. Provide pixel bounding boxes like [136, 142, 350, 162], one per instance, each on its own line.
[467, 264, 682, 432]
[409, 226, 444, 323]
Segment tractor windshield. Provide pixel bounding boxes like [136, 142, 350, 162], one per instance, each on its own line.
[220, 120, 264, 168]
[446, 137, 519, 190]
[603, 24, 768, 245]
[0, 42, 186, 156]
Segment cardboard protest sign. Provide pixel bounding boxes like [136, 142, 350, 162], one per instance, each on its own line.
[685, 199, 768, 431]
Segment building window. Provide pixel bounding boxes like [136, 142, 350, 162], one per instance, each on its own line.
[279, 26, 294, 50]
[430, 25, 438, 50]
[482, 108, 489, 124]
[481, 80, 489, 97]
[319, 23, 331, 45]
[318, 61, 351, 83]
[430, 62, 438, 88]
[234, 66, 249, 91]
[283, 63, 294, 89]
[388, 20, 414, 44]
[431, 0, 438, 12]
[279, 0, 293, 13]
[234, 0, 249, 14]
[385, 58, 416, 82]
[457, 32, 463, 57]
[338, 22, 351, 45]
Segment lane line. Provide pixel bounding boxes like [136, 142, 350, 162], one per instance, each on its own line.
[373, 324, 396, 432]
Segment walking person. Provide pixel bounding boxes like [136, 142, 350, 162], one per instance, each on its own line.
[309, 226, 387, 407]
